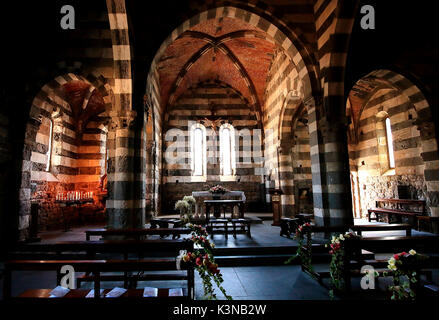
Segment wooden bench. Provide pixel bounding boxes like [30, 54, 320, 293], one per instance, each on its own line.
[230, 219, 251, 238]
[17, 288, 187, 299]
[340, 235, 439, 292]
[204, 200, 245, 222]
[7, 239, 194, 289]
[368, 208, 422, 226]
[368, 198, 426, 228]
[310, 224, 412, 237]
[207, 218, 229, 239]
[280, 218, 300, 237]
[280, 222, 412, 238]
[8, 239, 193, 261]
[150, 218, 185, 229]
[296, 213, 313, 224]
[301, 235, 439, 296]
[85, 228, 191, 241]
[3, 259, 194, 300]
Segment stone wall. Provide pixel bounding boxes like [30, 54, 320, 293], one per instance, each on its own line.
[357, 174, 427, 218]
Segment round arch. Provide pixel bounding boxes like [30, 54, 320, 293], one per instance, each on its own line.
[17, 71, 114, 233]
[145, 5, 320, 118]
[348, 69, 439, 217]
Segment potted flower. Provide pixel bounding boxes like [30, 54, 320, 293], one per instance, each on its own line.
[175, 196, 197, 221]
[175, 199, 189, 216]
[208, 185, 229, 199]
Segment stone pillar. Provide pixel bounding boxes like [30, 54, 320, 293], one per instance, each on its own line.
[106, 110, 145, 229]
[18, 118, 41, 239]
[278, 143, 295, 217]
[144, 140, 155, 220]
[418, 120, 439, 232]
[320, 119, 354, 226]
[306, 97, 353, 227]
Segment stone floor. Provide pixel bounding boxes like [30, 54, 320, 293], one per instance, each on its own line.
[35, 217, 435, 248]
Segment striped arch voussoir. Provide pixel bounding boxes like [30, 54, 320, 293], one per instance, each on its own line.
[365, 69, 432, 124]
[278, 91, 302, 147]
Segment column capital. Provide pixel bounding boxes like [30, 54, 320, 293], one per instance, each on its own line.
[108, 110, 137, 130]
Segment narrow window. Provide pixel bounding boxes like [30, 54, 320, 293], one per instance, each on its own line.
[45, 119, 53, 172]
[385, 117, 395, 169]
[220, 124, 236, 176]
[191, 126, 205, 176]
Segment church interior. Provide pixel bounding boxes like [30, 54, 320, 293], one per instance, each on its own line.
[1, 0, 439, 304]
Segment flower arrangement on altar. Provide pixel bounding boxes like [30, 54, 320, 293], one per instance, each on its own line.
[176, 223, 232, 300]
[326, 231, 360, 298]
[384, 249, 428, 300]
[285, 222, 313, 270]
[208, 185, 229, 194]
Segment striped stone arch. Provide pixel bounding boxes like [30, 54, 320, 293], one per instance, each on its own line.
[29, 72, 113, 122]
[364, 69, 439, 217]
[278, 91, 302, 148]
[18, 72, 114, 231]
[146, 5, 320, 115]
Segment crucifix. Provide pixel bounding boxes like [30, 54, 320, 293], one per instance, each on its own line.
[202, 117, 223, 134]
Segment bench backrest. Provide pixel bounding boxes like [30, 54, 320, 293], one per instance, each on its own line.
[3, 259, 194, 299]
[344, 236, 439, 254]
[9, 239, 193, 260]
[310, 224, 411, 234]
[85, 228, 192, 240]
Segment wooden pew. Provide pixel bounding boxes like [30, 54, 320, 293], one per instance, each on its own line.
[368, 208, 421, 226]
[341, 235, 439, 292]
[280, 218, 299, 237]
[7, 239, 194, 290]
[310, 224, 412, 237]
[9, 239, 193, 260]
[280, 222, 413, 238]
[344, 235, 439, 254]
[17, 288, 185, 299]
[3, 259, 194, 300]
[204, 199, 245, 222]
[368, 198, 426, 228]
[150, 218, 185, 229]
[85, 228, 192, 241]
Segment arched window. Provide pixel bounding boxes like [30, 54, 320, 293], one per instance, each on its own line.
[385, 117, 395, 169]
[45, 119, 53, 172]
[220, 124, 236, 176]
[191, 124, 206, 176]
